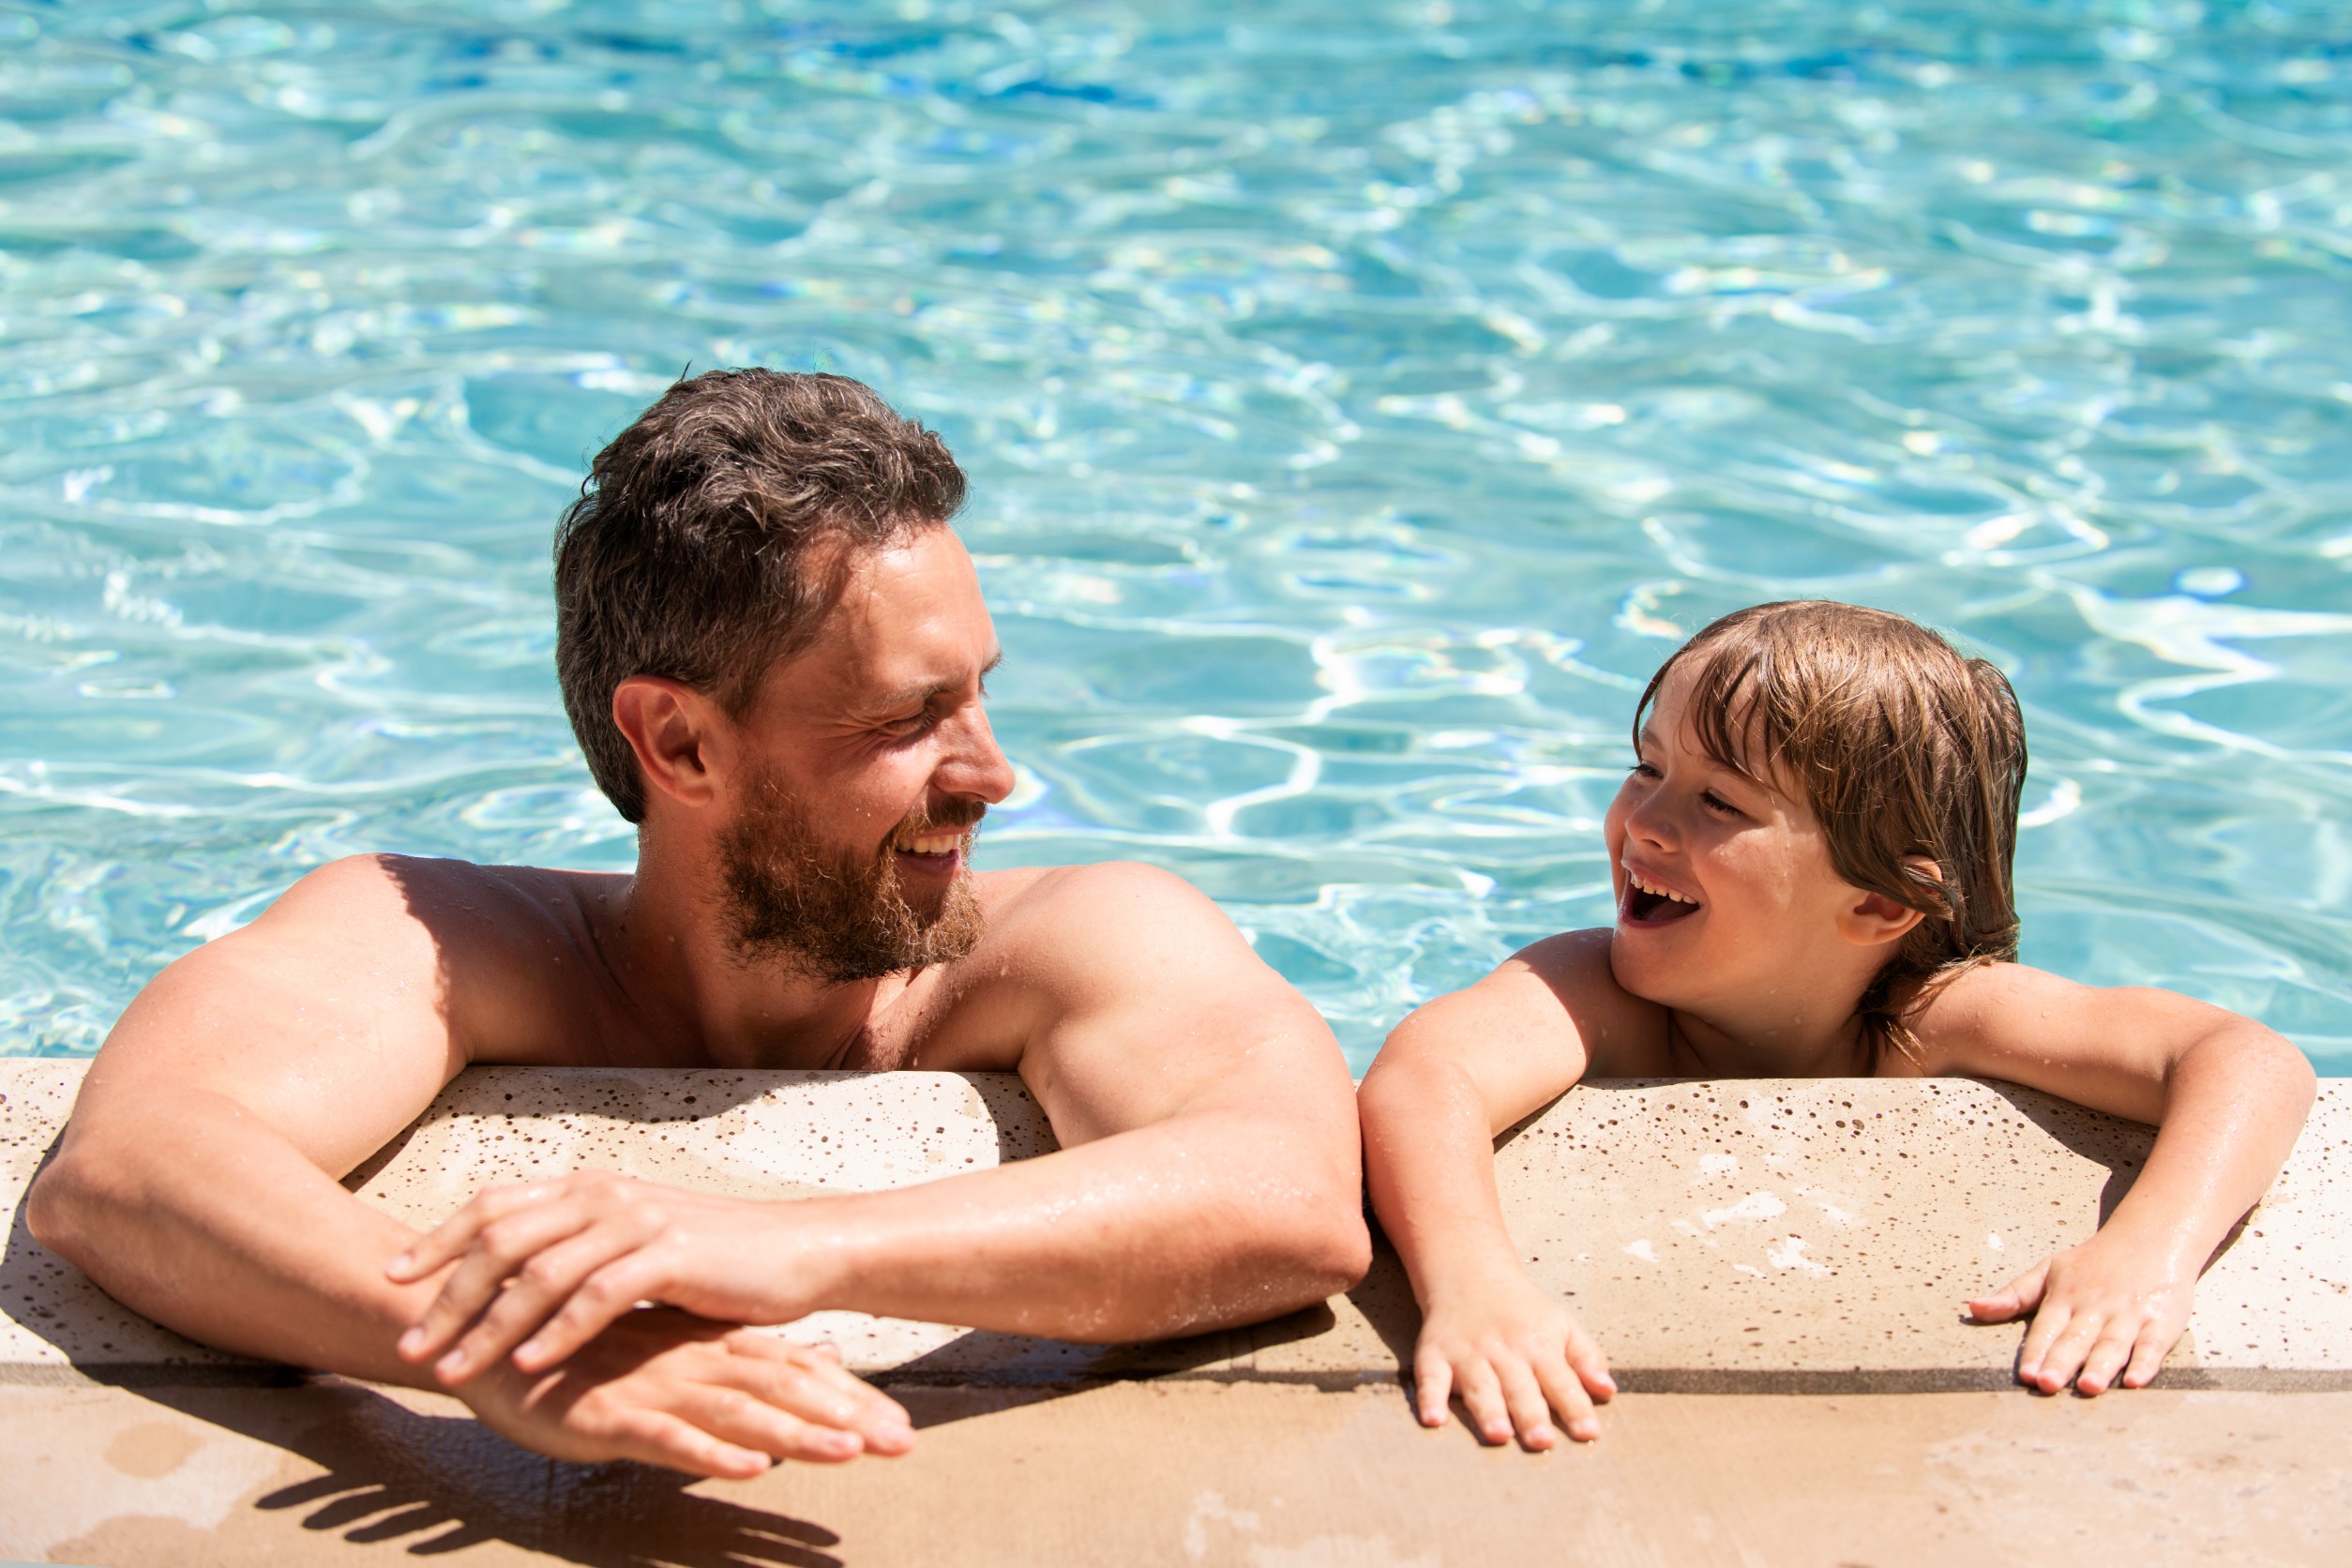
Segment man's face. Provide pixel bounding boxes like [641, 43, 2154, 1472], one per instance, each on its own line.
[717, 527, 1015, 984]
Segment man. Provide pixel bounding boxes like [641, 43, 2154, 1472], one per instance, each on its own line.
[28, 370, 1370, 1481]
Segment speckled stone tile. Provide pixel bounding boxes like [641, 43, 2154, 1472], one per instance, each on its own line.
[1313, 1078, 2351, 1387]
[2, 1061, 259, 1380]
[4, 1063, 2346, 1389]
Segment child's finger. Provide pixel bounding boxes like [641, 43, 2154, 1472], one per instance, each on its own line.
[2120, 1322, 2173, 1390]
[2036, 1309, 2108, 1395]
[2073, 1322, 2136, 1396]
[1531, 1349, 1601, 1443]
[1455, 1361, 1514, 1446]
[1412, 1353, 1456, 1429]
[1495, 1358, 1559, 1450]
[1967, 1258, 2049, 1324]
[2013, 1298, 2073, 1390]
[1562, 1322, 1616, 1403]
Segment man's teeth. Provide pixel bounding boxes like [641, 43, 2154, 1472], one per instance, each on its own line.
[897, 833, 961, 855]
[1628, 870, 1696, 905]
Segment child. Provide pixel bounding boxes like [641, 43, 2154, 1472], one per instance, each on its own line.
[1358, 600, 2316, 1450]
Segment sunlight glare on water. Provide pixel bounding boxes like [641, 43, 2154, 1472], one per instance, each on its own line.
[3, 1, 2349, 1071]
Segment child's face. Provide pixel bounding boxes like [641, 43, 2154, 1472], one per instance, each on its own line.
[1603, 662, 1889, 1026]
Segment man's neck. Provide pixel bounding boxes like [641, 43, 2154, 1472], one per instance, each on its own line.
[599, 832, 895, 1071]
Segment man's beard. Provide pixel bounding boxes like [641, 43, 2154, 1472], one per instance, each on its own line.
[718, 768, 986, 986]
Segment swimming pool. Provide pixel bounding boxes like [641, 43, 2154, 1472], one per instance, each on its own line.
[4, 2, 2347, 1072]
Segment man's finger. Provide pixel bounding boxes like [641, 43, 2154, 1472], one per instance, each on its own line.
[387, 1184, 554, 1284]
[599, 1405, 775, 1482]
[443, 1229, 645, 1383]
[673, 1384, 864, 1466]
[1967, 1258, 2050, 1325]
[399, 1200, 597, 1368]
[719, 1341, 915, 1455]
[511, 1252, 673, 1373]
[1531, 1349, 1600, 1444]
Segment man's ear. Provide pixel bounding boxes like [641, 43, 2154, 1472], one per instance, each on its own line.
[1835, 857, 1939, 950]
[611, 676, 734, 811]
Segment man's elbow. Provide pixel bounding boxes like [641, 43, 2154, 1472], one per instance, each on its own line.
[1259, 1183, 1372, 1304]
[1298, 1198, 1374, 1298]
[24, 1146, 105, 1269]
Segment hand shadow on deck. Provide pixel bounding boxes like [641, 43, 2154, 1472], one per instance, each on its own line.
[142, 1379, 850, 1568]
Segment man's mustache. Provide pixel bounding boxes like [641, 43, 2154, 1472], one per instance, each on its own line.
[887, 799, 988, 844]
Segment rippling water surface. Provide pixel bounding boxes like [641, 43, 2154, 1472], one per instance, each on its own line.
[5, 1, 2349, 1070]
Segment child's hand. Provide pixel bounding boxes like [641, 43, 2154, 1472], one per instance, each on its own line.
[1966, 1230, 2195, 1395]
[1411, 1271, 1615, 1448]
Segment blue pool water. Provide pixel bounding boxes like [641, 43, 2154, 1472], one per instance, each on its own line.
[4, 2, 2348, 1072]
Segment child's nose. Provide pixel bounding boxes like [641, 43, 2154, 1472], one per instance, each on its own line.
[1624, 795, 1678, 847]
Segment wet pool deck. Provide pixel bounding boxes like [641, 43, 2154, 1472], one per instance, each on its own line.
[5, 1061, 2348, 1565]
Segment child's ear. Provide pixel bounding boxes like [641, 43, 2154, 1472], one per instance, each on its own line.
[1836, 858, 1938, 949]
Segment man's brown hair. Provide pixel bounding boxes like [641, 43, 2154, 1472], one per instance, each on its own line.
[554, 369, 966, 822]
[1634, 600, 2028, 1058]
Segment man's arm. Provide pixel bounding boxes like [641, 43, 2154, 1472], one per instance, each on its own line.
[26, 854, 912, 1476]
[391, 863, 1372, 1378]
[30, 855, 467, 1377]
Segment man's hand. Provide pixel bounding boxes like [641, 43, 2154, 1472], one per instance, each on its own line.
[389, 1171, 832, 1385]
[456, 1306, 914, 1479]
[1967, 1231, 2195, 1395]
[1411, 1268, 1615, 1449]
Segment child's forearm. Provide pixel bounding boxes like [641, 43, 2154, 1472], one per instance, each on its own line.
[2099, 1023, 2315, 1272]
[1359, 1057, 1531, 1306]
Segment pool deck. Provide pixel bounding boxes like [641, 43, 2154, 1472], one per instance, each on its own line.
[5, 1060, 2349, 1565]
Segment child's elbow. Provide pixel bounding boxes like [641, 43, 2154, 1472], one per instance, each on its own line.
[2224, 1024, 2318, 1117]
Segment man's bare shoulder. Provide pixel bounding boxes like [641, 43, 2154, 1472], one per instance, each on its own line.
[969, 861, 1253, 978]
[236, 854, 633, 1063]
[906, 862, 1281, 1069]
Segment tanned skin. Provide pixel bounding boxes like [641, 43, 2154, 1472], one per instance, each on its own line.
[29, 527, 1370, 1480]
[1359, 659, 2316, 1451]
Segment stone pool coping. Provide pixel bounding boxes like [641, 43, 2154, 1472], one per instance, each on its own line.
[5, 1060, 2347, 1391]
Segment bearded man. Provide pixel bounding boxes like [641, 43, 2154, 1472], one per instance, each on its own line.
[28, 370, 1370, 1479]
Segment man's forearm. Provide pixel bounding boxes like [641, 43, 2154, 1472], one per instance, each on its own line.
[28, 1088, 444, 1385]
[797, 1109, 1366, 1341]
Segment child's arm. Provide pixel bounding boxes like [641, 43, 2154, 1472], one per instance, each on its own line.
[1909, 965, 2316, 1395]
[1358, 931, 1653, 1447]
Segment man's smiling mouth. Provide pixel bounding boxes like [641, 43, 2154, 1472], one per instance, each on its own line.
[894, 832, 963, 858]
[1620, 866, 1701, 927]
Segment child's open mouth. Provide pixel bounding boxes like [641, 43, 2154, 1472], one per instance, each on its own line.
[1620, 867, 1701, 927]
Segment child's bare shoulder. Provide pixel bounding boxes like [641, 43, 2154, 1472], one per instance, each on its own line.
[1893, 960, 2119, 1075]
[1494, 928, 1673, 1077]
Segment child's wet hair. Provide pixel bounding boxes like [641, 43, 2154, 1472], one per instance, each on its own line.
[1634, 601, 2028, 1061]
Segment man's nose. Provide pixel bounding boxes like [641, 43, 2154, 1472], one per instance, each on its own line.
[939, 702, 1017, 806]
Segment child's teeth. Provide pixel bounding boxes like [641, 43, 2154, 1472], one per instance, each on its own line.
[1628, 869, 1694, 905]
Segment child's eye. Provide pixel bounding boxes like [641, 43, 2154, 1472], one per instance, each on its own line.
[1700, 790, 1741, 817]
[1630, 761, 1662, 780]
